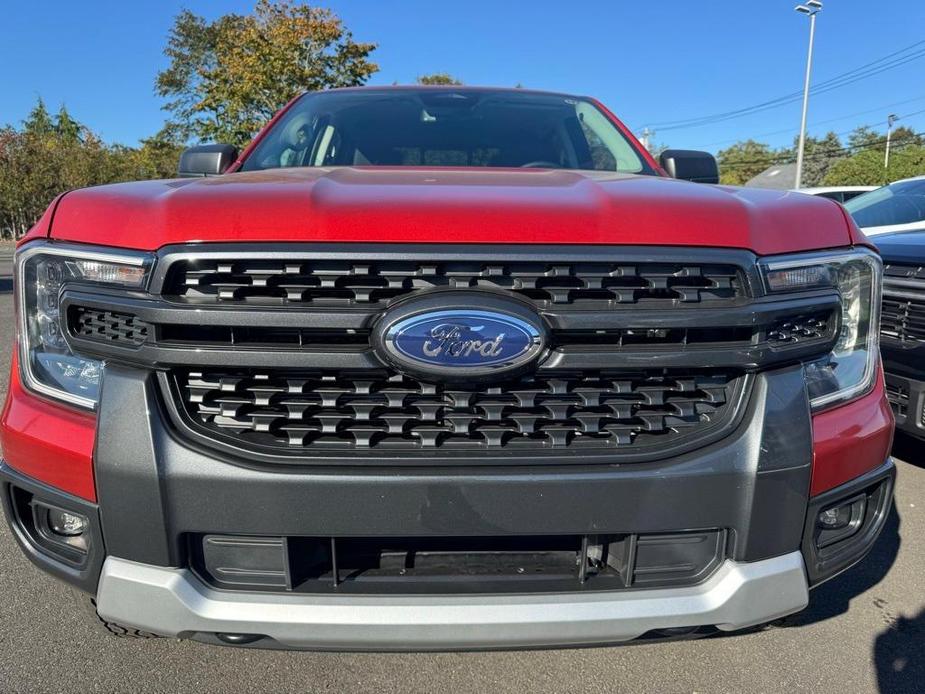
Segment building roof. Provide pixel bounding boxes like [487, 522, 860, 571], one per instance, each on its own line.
[745, 163, 797, 190]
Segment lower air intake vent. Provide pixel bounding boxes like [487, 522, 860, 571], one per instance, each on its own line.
[193, 530, 728, 594]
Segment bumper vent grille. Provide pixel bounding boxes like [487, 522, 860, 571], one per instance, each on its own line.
[164, 258, 745, 308]
[171, 368, 742, 455]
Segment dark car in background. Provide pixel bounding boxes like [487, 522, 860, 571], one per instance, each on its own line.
[798, 186, 876, 204]
[878, 230, 925, 437]
[846, 176, 925, 238]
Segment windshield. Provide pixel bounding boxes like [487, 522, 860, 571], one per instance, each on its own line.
[845, 179, 925, 228]
[240, 89, 655, 174]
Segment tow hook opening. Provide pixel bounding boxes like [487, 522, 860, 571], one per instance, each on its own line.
[215, 633, 265, 645]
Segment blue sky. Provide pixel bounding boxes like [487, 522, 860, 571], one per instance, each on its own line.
[3, 0, 925, 154]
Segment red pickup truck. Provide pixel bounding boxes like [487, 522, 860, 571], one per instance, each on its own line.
[1, 87, 894, 650]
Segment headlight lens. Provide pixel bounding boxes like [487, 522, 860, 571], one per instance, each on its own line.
[16, 244, 151, 409]
[761, 249, 881, 411]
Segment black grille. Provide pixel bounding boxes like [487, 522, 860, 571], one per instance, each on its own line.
[67, 307, 833, 353]
[881, 268, 925, 341]
[70, 306, 150, 347]
[172, 368, 741, 454]
[164, 258, 745, 308]
[884, 263, 925, 280]
[767, 313, 830, 344]
[885, 380, 909, 419]
[881, 264, 925, 343]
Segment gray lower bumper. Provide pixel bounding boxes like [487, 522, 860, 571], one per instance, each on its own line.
[95, 552, 809, 650]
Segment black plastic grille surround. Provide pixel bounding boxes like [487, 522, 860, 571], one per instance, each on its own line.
[163, 257, 745, 308]
[172, 368, 742, 453]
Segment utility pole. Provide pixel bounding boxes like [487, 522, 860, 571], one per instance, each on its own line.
[639, 127, 652, 152]
[885, 113, 899, 171]
[794, 1, 822, 189]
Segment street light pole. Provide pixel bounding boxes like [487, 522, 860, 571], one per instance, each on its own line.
[885, 113, 898, 171]
[794, 1, 822, 190]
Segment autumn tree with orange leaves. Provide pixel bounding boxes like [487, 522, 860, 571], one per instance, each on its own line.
[155, 1, 379, 148]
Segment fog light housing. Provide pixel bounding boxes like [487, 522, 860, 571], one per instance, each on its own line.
[29, 500, 91, 559]
[816, 494, 866, 548]
[47, 508, 88, 537]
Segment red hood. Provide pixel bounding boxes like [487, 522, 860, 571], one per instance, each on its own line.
[46, 167, 853, 254]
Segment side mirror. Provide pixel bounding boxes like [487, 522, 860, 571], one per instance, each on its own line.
[659, 149, 719, 184]
[178, 144, 239, 177]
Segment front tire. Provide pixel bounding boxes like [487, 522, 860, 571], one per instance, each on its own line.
[69, 588, 163, 639]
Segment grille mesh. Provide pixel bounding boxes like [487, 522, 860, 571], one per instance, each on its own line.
[881, 296, 925, 342]
[881, 265, 925, 342]
[165, 259, 744, 308]
[174, 369, 739, 453]
[766, 313, 830, 344]
[885, 380, 909, 420]
[70, 307, 150, 347]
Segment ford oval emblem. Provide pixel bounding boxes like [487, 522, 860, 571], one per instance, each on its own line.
[376, 295, 546, 380]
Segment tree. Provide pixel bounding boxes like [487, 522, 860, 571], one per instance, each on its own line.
[716, 140, 778, 186]
[415, 73, 462, 85]
[0, 98, 187, 239]
[22, 98, 54, 136]
[156, 0, 378, 148]
[848, 125, 923, 153]
[824, 146, 925, 186]
[887, 126, 924, 151]
[55, 105, 82, 143]
[795, 131, 842, 187]
[848, 126, 880, 151]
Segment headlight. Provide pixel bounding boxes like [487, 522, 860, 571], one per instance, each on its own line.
[15, 243, 151, 409]
[761, 248, 881, 411]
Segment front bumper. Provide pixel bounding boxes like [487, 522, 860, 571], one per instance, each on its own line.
[95, 552, 808, 651]
[0, 361, 897, 649]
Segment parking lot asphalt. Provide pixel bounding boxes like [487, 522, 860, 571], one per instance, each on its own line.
[0, 251, 923, 694]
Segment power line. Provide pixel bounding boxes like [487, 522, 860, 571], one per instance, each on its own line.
[688, 94, 925, 149]
[658, 50, 925, 132]
[643, 39, 925, 131]
[650, 40, 925, 129]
